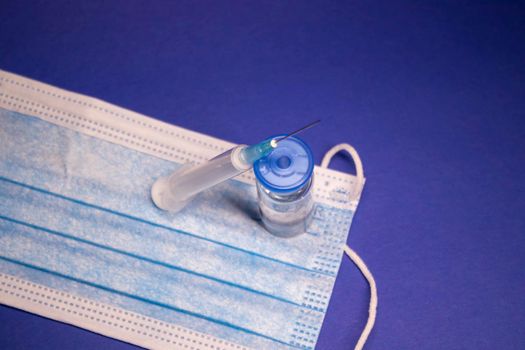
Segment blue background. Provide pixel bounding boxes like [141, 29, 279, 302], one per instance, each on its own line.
[1, 1, 524, 349]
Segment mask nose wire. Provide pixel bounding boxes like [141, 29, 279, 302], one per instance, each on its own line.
[320, 143, 377, 350]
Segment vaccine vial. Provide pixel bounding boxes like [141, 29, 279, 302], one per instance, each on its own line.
[254, 135, 315, 237]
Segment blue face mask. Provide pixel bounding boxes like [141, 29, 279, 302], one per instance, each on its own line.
[0, 71, 372, 349]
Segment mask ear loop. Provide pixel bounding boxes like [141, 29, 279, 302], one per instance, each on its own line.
[321, 144, 377, 350]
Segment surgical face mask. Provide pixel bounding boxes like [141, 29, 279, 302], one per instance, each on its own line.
[0, 70, 376, 350]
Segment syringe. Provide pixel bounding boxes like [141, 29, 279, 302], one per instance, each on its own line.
[151, 120, 320, 212]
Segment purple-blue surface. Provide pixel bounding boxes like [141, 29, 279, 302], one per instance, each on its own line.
[1, 1, 524, 349]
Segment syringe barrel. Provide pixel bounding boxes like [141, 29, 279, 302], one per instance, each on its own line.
[151, 145, 248, 212]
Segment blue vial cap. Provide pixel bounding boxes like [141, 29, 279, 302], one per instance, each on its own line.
[254, 135, 314, 193]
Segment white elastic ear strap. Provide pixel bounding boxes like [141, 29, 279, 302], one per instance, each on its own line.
[321, 144, 377, 350]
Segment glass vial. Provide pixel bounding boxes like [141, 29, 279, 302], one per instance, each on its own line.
[254, 135, 315, 237]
